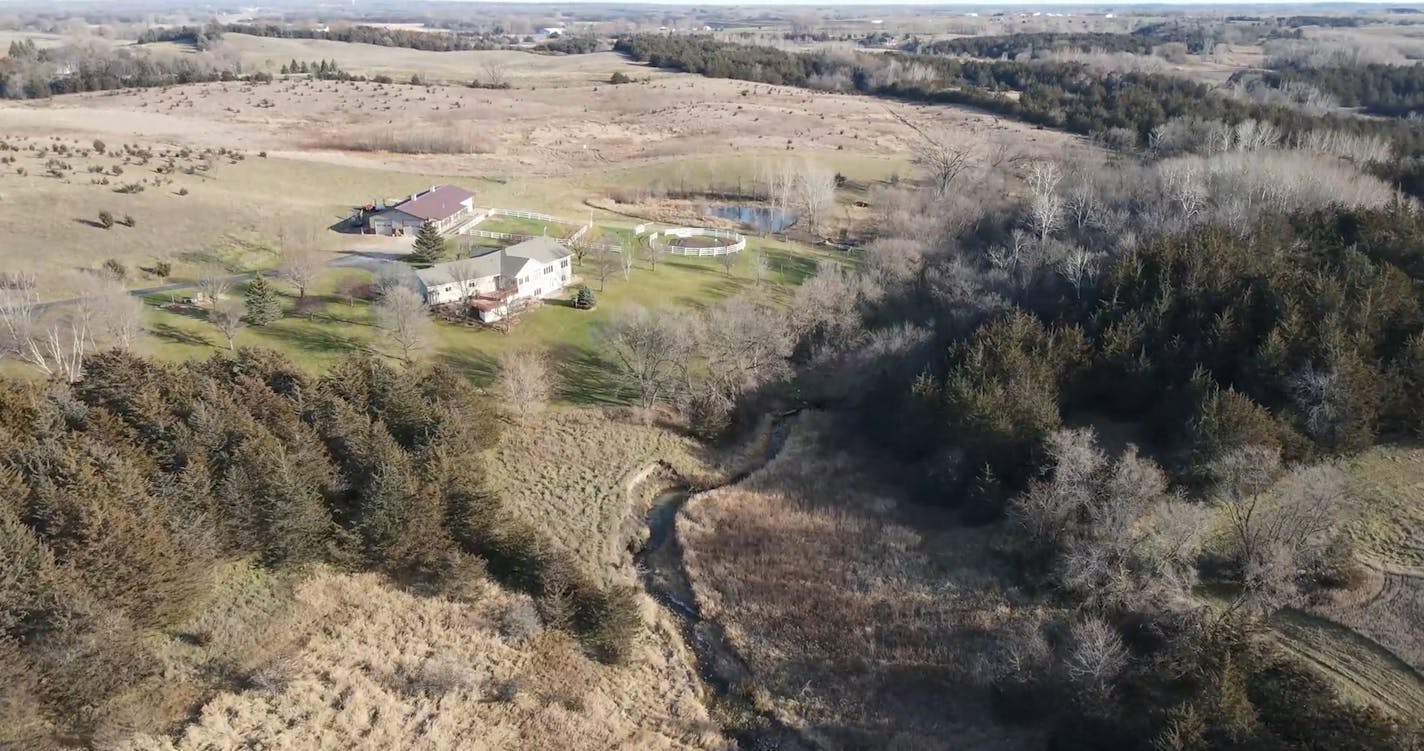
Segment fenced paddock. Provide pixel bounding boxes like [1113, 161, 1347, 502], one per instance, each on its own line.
[648, 227, 746, 257]
[456, 207, 588, 245]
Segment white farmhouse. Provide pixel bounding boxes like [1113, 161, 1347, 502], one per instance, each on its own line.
[415, 237, 574, 322]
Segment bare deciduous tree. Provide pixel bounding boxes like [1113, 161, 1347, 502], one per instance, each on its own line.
[598, 306, 685, 408]
[759, 160, 797, 229]
[1064, 616, 1130, 707]
[197, 266, 232, 305]
[620, 240, 635, 281]
[1027, 161, 1064, 242]
[1210, 447, 1350, 613]
[796, 161, 838, 237]
[1057, 245, 1104, 300]
[86, 277, 145, 351]
[588, 245, 619, 292]
[375, 263, 420, 298]
[1289, 363, 1351, 448]
[209, 300, 245, 352]
[892, 111, 977, 194]
[279, 245, 323, 300]
[376, 286, 433, 364]
[0, 288, 89, 382]
[496, 348, 552, 423]
[642, 234, 665, 271]
[482, 59, 510, 88]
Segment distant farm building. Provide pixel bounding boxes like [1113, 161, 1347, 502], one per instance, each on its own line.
[415, 236, 574, 322]
[366, 185, 477, 236]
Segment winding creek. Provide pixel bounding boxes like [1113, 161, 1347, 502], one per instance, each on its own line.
[632, 419, 811, 750]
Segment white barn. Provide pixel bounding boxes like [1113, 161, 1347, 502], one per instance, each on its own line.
[415, 237, 574, 322]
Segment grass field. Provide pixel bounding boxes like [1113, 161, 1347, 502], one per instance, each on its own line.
[1339, 445, 1424, 570]
[203, 36, 671, 87]
[488, 409, 712, 582]
[474, 213, 579, 238]
[1269, 608, 1424, 719]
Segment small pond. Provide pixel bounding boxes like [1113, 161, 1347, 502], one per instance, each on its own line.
[704, 204, 797, 233]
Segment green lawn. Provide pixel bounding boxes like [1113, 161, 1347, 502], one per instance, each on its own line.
[473, 214, 578, 238]
[142, 237, 849, 405]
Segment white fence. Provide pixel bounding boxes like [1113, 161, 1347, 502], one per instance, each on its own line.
[648, 227, 746, 257]
[486, 207, 563, 223]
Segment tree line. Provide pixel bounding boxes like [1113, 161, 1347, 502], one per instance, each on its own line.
[907, 31, 1164, 59]
[1, 40, 264, 99]
[216, 22, 509, 52]
[1252, 62, 1424, 118]
[0, 349, 640, 748]
[614, 34, 1424, 175]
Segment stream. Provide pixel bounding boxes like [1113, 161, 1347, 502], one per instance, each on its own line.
[633, 419, 811, 751]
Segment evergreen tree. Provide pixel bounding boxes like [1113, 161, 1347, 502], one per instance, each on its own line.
[574, 285, 596, 310]
[411, 220, 448, 264]
[243, 274, 282, 326]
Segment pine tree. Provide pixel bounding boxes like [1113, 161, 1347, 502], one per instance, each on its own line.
[574, 285, 596, 310]
[243, 274, 282, 326]
[411, 220, 448, 264]
[280, 63, 289, 74]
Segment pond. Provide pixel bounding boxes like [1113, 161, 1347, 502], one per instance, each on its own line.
[704, 204, 797, 233]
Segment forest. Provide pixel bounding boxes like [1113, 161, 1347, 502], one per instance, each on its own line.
[0, 352, 639, 748]
[733, 119, 1424, 746]
[1254, 62, 1424, 118]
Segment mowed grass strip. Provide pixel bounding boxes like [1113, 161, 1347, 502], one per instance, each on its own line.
[1339, 446, 1424, 571]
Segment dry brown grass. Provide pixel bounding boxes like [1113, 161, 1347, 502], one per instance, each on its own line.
[118, 572, 729, 751]
[487, 407, 763, 583]
[329, 123, 496, 154]
[677, 412, 1043, 750]
[1339, 445, 1424, 571]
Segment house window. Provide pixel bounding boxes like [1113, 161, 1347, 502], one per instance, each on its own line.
[561, 259, 570, 269]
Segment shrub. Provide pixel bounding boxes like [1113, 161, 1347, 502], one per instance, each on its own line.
[121, 214, 135, 228]
[97, 211, 114, 229]
[101, 258, 127, 280]
[609, 71, 632, 85]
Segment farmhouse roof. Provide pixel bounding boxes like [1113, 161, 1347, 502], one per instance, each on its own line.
[416, 254, 501, 286]
[393, 185, 476, 222]
[505, 236, 573, 264]
[415, 238, 571, 287]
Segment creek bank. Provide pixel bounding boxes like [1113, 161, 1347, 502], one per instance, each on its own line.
[633, 417, 810, 750]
